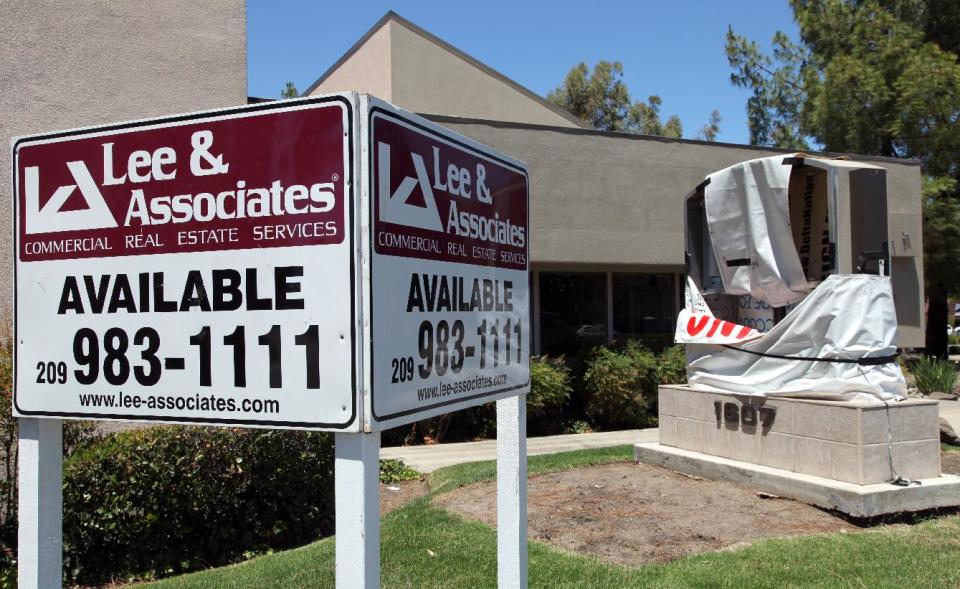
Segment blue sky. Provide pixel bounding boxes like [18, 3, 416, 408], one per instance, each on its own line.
[248, 1, 800, 145]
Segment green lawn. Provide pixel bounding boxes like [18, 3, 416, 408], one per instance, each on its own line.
[141, 446, 960, 589]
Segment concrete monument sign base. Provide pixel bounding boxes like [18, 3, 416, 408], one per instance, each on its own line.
[638, 385, 960, 516]
[657, 385, 939, 484]
[634, 442, 960, 517]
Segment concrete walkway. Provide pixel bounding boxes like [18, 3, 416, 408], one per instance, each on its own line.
[382, 428, 658, 473]
[382, 401, 960, 474]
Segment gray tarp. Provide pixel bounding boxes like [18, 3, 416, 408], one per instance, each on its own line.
[705, 156, 811, 307]
[684, 274, 906, 402]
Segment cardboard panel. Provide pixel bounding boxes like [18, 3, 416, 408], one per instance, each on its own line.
[789, 166, 831, 282]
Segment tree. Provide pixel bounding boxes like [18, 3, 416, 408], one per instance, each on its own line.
[695, 110, 722, 142]
[627, 95, 683, 138]
[280, 81, 299, 99]
[547, 60, 715, 139]
[726, 0, 960, 357]
[724, 29, 807, 149]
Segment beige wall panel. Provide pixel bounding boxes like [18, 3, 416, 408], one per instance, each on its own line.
[309, 21, 392, 100]
[390, 24, 580, 128]
[437, 119, 925, 346]
[885, 167, 925, 344]
[1, 0, 247, 333]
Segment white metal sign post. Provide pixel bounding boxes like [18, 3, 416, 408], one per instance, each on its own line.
[17, 419, 62, 589]
[12, 94, 529, 589]
[497, 396, 527, 588]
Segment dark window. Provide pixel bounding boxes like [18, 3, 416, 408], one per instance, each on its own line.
[612, 273, 675, 351]
[538, 272, 606, 365]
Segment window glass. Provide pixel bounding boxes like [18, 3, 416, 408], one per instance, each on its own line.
[612, 273, 675, 351]
[538, 272, 607, 366]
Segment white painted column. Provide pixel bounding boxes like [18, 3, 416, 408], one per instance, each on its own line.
[497, 396, 527, 589]
[18, 418, 63, 589]
[335, 432, 380, 589]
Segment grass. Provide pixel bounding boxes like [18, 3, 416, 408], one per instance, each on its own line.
[140, 445, 960, 589]
[430, 444, 635, 494]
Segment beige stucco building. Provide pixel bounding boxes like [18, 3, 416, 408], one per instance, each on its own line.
[308, 12, 925, 357]
[1, 1, 248, 333]
[2, 8, 924, 358]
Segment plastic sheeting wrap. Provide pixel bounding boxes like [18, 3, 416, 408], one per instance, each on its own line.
[705, 156, 811, 307]
[679, 274, 906, 403]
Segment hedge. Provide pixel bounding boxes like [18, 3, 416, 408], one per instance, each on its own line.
[62, 426, 335, 584]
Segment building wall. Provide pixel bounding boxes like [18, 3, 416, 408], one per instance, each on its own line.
[0, 1, 247, 332]
[308, 20, 393, 101]
[389, 23, 581, 128]
[433, 117, 926, 346]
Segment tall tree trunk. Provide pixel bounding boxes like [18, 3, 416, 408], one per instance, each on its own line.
[926, 285, 949, 358]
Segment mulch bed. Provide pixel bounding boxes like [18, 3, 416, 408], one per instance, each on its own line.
[435, 461, 859, 567]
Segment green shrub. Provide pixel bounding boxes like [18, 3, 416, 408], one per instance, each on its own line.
[566, 419, 592, 434]
[656, 345, 687, 385]
[379, 458, 420, 484]
[622, 332, 676, 354]
[384, 356, 575, 443]
[0, 558, 11, 589]
[583, 341, 658, 430]
[62, 426, 334, 585]
[0, 344, 16, 557]
[910, 356, 957, 395]
[528, 356, 572, 435]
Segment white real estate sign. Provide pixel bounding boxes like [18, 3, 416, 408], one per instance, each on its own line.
[13, 96, 360, 429]
[12, 93, 529, 431]
[365, 98, 530, 430]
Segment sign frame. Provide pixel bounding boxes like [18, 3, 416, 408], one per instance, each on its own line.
[360, 96, 531, 433]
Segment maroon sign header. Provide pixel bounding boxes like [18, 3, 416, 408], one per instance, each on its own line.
[370, 112, 528, 270]
[15, 99, 349, 262]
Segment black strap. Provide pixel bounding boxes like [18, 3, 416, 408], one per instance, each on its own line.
[720, 345, 898, 366]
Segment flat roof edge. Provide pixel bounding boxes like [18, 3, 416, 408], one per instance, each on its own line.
[423, 113, 922, 167]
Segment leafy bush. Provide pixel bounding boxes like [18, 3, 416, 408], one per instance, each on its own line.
[566, 419, 592, 434]
[622, 332, 676, 354]
[656, 345, 687, 385]
[910, 356, 957, 395]
[379, 458, 420, 484]
[62, 426, 335, 585]
[528, 356, 573, 435]
[583, 341, 658, 430]
[383, 356, 575, 443]
[0, 344, 16, 554]
[529, 356, 573, 411]
[0, 558, 11, 589]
